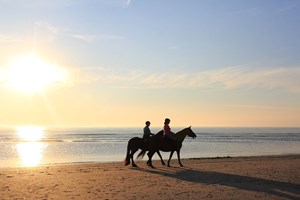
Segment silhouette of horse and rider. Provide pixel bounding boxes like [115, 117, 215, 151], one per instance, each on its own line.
[124, 118, 196, 168]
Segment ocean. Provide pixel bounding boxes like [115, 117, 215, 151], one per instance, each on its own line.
[0, 127, 299, 168]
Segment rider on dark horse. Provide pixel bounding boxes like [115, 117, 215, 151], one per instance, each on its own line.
[163, 118, 177, 147]
[142, 121, 154, 148]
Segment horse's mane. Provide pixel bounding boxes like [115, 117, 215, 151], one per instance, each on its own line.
[175, 127, 190, 135]
[155, 127, 190, 136]
[156, 130, 164, 136]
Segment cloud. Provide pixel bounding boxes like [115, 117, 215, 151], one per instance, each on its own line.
[0, 0, 134, 7]
[70, 34, 125, 42]
[0, 35, 20, 43]
[76, 66, 300, 93]
[0, 0, 83, 7]
[126, 0, 132, 6]
[71, 67, 142, 87]
[213, 67, 300, 93]
[35, 22, 60, 34]
[234, 7, 261, 16]
[35, 21, 125, 42]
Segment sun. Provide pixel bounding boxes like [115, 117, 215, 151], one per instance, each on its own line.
[5, 54, 67, 93]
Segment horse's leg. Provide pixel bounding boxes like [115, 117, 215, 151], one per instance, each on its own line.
[147, 151, 155, 168]
[156, 151, 165, 165]
[125, 153, 131, 166]
[131, 149, 138, 167]
[177, 149, 183, 167]
[146, 156, 150, 166]
[167, 151, 174, 167]
[124, 143, 131, 166]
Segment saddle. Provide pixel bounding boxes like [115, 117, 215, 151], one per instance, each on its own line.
[142, 137, 151, 150]
[163, 136, 178, 150]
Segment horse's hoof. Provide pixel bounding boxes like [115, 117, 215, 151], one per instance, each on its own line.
[167, 164, 171, 167]
[162, 162, 166, 165]
[150, 165, 155, 169]
[124, 161, 130, 166]
[180, 164, 184, 167]
[132, 164, 138, 167]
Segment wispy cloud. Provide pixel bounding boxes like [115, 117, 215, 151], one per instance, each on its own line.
[35, 22, 60, 34]
[71, 67, 142, 86]
[230, 104, 288, 110]
[0, 0, 84, 7]
[76, 66, 300, 93]
[204, 67, 300, 93]
[0, 35, 20, 43]
[126, 0, 132, 6]
[70, 34, 125, 42]
[35, 21, 125, 42]
[0, 0, 134, 7]
[234, 7, 261, 16]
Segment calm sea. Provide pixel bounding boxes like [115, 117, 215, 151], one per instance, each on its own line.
[0, 127, 299, 168]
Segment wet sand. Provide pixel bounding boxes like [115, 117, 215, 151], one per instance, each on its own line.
[0, 155, 299, 199]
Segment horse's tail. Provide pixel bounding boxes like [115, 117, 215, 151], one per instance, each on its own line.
[137, 149, 146, 160]
[124, 140, 131, 166]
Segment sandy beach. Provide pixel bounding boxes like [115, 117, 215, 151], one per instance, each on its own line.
[0, 155, 299, 200]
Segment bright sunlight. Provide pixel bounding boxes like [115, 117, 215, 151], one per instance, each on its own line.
[16, 126, 45, 141]
[5, 54, 67, 93]
[16, 142, 46, 167]
[16, 126, 47, 167]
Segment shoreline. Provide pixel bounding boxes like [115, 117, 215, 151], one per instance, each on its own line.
[2, 154, 300, 169]
[1, 155, 299, 199]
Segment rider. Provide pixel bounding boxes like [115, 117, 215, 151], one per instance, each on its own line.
[143, 121, 154, 144]
[142, 121, 155, 150]
[163, 118, 176, 143]
[143, 121, 154, 140]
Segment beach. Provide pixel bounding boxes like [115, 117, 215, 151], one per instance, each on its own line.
[0, 155, 299, 200]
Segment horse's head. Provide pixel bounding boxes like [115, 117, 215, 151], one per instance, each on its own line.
[186, 126, 196, 139]
[174, 126, 196, 143]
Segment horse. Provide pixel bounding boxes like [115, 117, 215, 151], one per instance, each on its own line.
[137, 126, 196, 168]
[124, 135, 166, 167]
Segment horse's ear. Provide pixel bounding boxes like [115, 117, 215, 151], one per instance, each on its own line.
[189, 126, 191, 129]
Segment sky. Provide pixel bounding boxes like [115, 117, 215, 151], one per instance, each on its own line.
[0, 0, 300, 128]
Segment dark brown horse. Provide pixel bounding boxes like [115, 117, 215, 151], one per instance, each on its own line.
[124, 135, 165, 167]
[137, 126, 196, 168]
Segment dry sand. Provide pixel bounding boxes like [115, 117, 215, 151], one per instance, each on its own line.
[0, 155, 299, 200]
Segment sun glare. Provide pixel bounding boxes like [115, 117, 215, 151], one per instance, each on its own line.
[15, 126, 47, 167]
[16, 126, 45, 141]
[17, 142, 46, 167]
[6, 54, 67, 93]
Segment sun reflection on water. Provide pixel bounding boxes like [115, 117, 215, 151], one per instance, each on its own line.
[16, 142, 46, 167]
[15, 126, 47, 167]
[16, 126, 45, 141]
